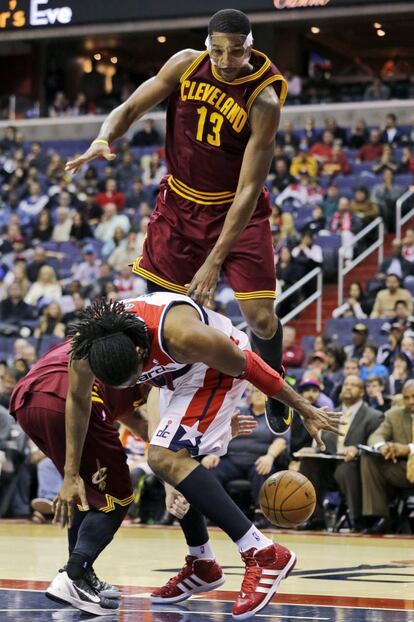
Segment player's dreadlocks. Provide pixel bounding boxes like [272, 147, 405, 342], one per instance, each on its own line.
[68, 299, 151, 386]
[208, 9, 251, 36]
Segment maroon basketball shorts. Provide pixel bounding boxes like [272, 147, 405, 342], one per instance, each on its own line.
[132, 176, 276, 301]
[16, 392, 133, 512]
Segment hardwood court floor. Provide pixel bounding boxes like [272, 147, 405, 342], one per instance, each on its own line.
[0, 522, 413, 621]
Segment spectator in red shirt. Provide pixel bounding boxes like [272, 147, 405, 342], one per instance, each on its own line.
[320, 143, 351, 177]
[282, 326, 305, 368]
[309, 130, 334, 163]
[357, 129, 383, 162]
[96, 178, 125, 212]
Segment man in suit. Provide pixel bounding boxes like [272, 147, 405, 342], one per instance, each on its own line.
[361, 379, 414, 534]
[298, 375, 383, 531]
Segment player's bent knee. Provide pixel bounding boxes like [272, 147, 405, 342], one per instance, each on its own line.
[148, 444, 182, 484]
[249, 312, 277, 339]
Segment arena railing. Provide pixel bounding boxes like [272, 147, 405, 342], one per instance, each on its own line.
[236, 267, 323, 333]
[396, 189, 414, 240]
[337, 217, 384, 305]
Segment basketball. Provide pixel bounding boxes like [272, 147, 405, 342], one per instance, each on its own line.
[259, 471, 316, 528]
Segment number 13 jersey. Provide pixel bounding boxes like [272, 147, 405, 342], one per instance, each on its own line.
[166, 49, 287, 205]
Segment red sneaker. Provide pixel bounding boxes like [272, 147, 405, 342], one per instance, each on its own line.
[232, 543, 296, 620]
[150, 556, 225, 603]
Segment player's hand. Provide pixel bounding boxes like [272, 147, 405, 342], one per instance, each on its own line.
[53, 474, 89, 528]
[255, 455, 274, 475]
[201, 455, 220, 470]
[381, 442, 410, 462]
[299, 406, 344, 452]
[186, 259, 220, 307]
[65, 142, 116, 175]
[165, 485, 189, 520]
[231, 411, 257, 437]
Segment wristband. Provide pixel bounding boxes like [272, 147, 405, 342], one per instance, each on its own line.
[239, 350, 284, 396]
[91, 139, 109, 146]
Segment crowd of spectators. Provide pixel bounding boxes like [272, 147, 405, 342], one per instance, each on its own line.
[0, 113, 413, 532]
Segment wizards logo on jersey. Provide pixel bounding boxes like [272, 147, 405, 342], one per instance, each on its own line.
[168, 423, 203, 457]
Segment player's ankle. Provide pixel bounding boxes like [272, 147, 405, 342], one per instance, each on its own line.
[188, 540, 215, 561]
[66, 553, 90, 580]
[236, 525, 273, 553]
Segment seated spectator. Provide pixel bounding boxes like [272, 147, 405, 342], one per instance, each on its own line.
[115, 151, 142, 192]
[330, 358, 360, 406]
[70, 92, 95, 116]
[348, 119, 369, 149]
[371, 170, 403, 231]
[319, 143, 351, 177]
[349, 186, 380, 224]
[298, 375, 382, 531]
[333, 282, 367, 319]
[24, 265, 62, 307]
[377, 321, 405, 367]
[365, 376, 392, 413]
[26, 141, 49, 173]
[324, 344, 346, 392]
[297, 374, 334, 411]
[0, 367, 19, 409]
[378, 239, 413, 281]
[124, 178, 151, 211]
[401, 335, 414, 365]
[276, 120, 300, 155]
[276, 171, 324, 207]
[361, 380, 414, 534]
[113, 265, 147, 299]
[289, 148, 318, 179]
[141, 152, 167, 186]
[90, 263, 114, 299]
[285, 70, 302, 102]
[202, 386, 289, 528]
[301, 116, 320, 147]
[291, 230, 323, 277]
[363, 77, 390, 101]
[371, 144, 398, 174]
[402, 227, 414, 263]
[270, 158, 295, 194]
[388, 352, 413, 395]
[345, 323, 369, 359]
[71, 245, 101, 289]
[356, 128, 383, 162]
[51, 206, 73, 242]
[32, 209, 53, 242]
[306, 206, 326, 236]
[330, 197, 360, 259]
[282, 326, 304, 368]
[359, 344, 388, 382]
[69, 211, 93, 241]
[309, 130, 334, 164]
[49, 91, 70, 117]
[324, 117, 348, 146]
[33, 301, 66, 339]
[96, 178, 125, 212]
[370, 274, 413, 318]
[62, 291, 87, 326]
[31, 456, 63, 523]
[102, 226, 126, 259]
[399, 146, 414, 174]
[0, 283, 37, 324]
[381, 113, 403, 146]
[270, 204, 295, 240]
[26, 247, 48, 283]
[18, 181, 49, 223]
[94, 202, 130, 243]
[108, 231, 142, 273]
[79, 189, 103, 224]
[131, 118, 161, 146]
[321, 183, 340, 222]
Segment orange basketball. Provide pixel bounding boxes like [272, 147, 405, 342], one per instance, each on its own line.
[259, 470, 316, 528]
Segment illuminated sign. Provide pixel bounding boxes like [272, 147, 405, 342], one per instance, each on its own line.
[274, 0, 331, 7]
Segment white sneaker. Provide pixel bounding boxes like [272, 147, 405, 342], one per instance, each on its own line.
[46, 570, 119, 616]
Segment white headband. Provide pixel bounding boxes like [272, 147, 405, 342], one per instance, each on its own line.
[205, 31, 253, 51]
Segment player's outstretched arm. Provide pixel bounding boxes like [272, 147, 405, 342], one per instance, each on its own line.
[54, 358, 95, 527]
[65, 49, 199, 174]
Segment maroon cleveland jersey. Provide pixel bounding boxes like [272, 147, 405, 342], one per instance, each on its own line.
[10, 341, 144, 423]
[166, 49, 287, 204]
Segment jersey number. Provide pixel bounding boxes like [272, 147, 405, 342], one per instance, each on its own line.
[196, 106, 224, 147]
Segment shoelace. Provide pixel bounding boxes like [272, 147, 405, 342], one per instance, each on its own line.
[240, 556, 262, 594]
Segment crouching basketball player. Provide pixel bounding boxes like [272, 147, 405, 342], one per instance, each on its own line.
[9, 342, 150, 615]
[56, 292, 341, 619]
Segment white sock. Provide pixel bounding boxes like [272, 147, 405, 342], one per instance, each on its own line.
[188, 540, 215, 560]
[236, 526, 273, 553]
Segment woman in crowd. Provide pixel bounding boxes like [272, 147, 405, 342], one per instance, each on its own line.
[24, 266, 62, 307]
[388, 352, 413, 394]
[32, 209, 54, 242]
[332, 282, 368, 318]
[34, 301, 66, 339]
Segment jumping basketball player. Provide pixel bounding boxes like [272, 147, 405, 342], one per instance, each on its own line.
[65, 9, 292, 437]
[56, 292, 341, 619]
